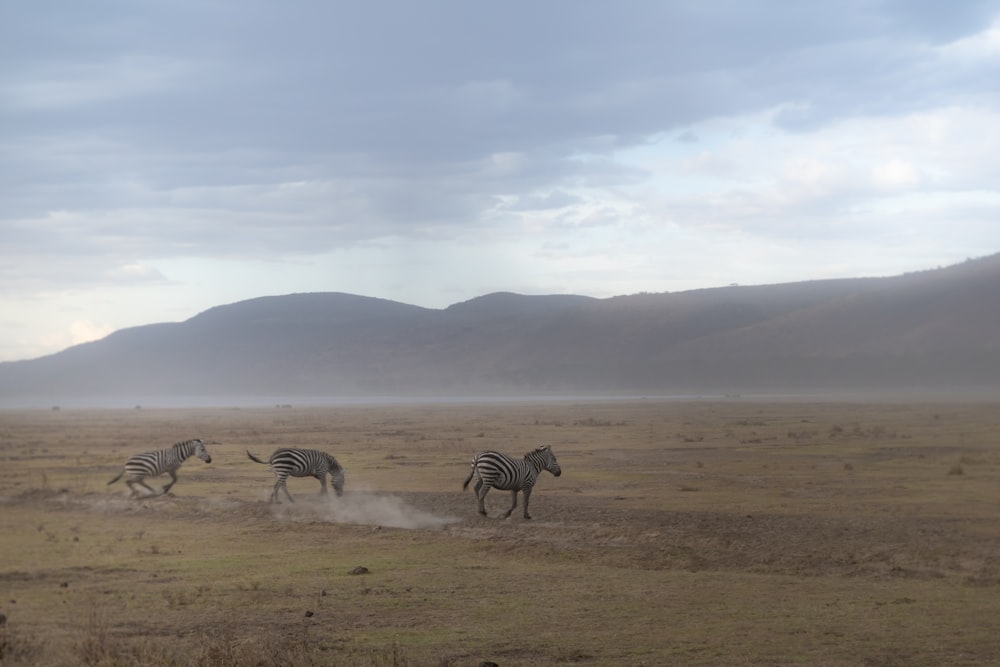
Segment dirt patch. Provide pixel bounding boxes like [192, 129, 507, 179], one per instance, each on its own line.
[9, 481, 1000, 584]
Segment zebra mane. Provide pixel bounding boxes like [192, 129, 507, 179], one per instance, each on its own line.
[172, 438, 202, 450]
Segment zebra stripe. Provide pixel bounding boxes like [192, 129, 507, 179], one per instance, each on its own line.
[108, 438, 212, 497]
[247, 447, 345, 503]
[462, 445, 562, 519]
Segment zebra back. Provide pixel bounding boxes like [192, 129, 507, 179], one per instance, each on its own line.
[267, 447, 329, 472]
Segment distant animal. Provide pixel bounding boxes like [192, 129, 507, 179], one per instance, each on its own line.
[247, 448, 345, 503]
[462, 445, 562, 519]
[108, 438, 212, 497]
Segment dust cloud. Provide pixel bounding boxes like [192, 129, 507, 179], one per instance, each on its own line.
[272, 491, 458, 530]
[64, 486, 458, 530]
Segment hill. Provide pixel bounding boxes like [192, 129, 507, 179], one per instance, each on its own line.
[2, 255, 999, 404]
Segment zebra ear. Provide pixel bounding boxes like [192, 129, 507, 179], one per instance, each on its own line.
[538, 445, 549, 451]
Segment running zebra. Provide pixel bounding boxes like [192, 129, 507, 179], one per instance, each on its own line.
[108, 438, 212, 497]
[247, 448, 345, 503]
[462, 445, 562, 519]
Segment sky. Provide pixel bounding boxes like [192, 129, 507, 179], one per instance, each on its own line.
[2, 1, 1000, 362]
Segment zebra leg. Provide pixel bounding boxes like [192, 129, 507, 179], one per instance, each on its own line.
[317, 474, 328, 496]
[502, 490, 518, 519]
[475, 485, 490, 516]
[128, 478, 157, 498]
[522, 486, 533, 520]
[279, 476, 295, 503]
[162, 470, 178, 494]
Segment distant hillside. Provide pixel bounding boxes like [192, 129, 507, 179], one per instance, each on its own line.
[2, 255, 1000, 404]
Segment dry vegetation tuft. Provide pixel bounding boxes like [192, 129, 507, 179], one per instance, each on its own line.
[2, 399, 1000, 665]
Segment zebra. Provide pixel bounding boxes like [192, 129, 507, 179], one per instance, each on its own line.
[108, 438, 212, 497]
[246, 448, 345, 503]
[462, 445, 562, 519]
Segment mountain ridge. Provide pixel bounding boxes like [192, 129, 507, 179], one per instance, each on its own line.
[2, 255, 999, 403]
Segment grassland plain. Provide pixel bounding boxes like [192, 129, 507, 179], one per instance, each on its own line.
[1, 398, 1000, 666]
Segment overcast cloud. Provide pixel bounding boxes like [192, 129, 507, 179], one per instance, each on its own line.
[2, 0, 999, 361]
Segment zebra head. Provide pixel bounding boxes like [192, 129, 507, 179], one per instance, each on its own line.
[191, 439, 212, 464]
[529, 445, 561, 477]
[327, 454, 345, 497]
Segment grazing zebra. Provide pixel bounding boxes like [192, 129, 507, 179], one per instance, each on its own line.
[462, 445, 562, 519]
[108, 438, 212, 497]
[246, 448, 345, 503]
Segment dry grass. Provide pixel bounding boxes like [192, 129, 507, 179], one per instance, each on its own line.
[2, 398, 1000, 665]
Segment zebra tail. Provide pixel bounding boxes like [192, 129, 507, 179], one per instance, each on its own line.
[246, 450, 268, 465]
[108, 471, 124, 486]
[462, 454, 479, 491]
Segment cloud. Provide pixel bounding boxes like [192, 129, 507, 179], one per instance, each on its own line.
[5, 55, 191, 111]
[1, 1, 999, 361]
[104, 262, 167, 283]
[870, 159, 923, 191]
[69, 320, 115, 346]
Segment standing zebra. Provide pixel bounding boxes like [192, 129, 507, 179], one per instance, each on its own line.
[247, 448, 345, 503]
[108, 438, 212, 497]
[462, 445, 562, 519]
